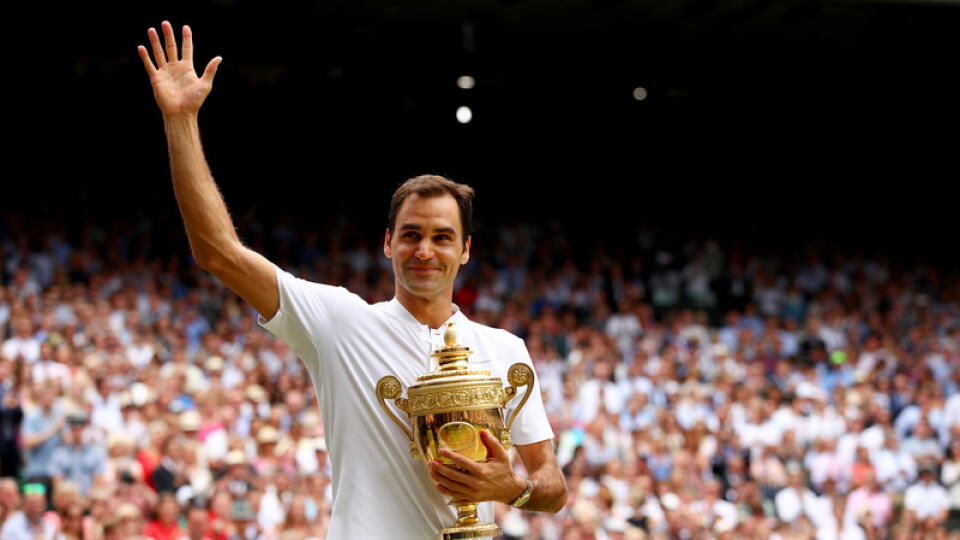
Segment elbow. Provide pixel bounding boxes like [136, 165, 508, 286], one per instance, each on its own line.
[192, 248, 218, 272]
[548, 480, 569, 514]
[193, 243, 236, 275]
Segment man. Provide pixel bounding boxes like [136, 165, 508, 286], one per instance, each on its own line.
[49, 411, 106, 496]
[0, 483, 56, 540]
[0, 363, 23, 478]
[0, 478, 20, 522]
[20, 385, 63, 483]
[179, 501, 217, 540]
[773, 464, 817, 524]
[903, 465, 949, 529]
[1, 320, 39, 365]
[138, 21, 566, 539]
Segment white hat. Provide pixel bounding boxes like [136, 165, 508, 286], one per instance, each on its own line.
[256, 426, 280, 444]
[204, 356, 225, 372]
[225, 450, 247, 466]
[180, 410, 201, 432]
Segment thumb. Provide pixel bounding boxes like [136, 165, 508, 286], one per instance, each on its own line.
[201, 56, 223, 84]
[481, 429, 510, 462]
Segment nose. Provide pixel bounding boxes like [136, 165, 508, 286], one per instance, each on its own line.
[414, 238, 434, 260]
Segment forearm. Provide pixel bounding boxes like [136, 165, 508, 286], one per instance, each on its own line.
[163, 114, 240, 267]
[518, 465, 567, 513]
[23, 424, 59, 449]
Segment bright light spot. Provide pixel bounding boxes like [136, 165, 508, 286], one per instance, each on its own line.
[456, 106, 473, 124]
[457, 75, 476, 90]
[633, 87, 648, 101]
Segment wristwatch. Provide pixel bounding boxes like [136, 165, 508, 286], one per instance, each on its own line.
[509, 479, 533, 508]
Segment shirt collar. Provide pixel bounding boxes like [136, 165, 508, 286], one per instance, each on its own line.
[386, 297, 464, 329]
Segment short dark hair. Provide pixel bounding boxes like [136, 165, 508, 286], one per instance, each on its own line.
[388, 175, 475, 246]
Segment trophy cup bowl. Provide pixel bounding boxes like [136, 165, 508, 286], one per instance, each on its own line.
[376, 323, 535, 540]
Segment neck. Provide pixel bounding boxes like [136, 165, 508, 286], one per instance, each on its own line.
[395, 288, 455, 329]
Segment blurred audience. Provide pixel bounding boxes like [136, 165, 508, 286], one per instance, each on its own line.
[0, 211, 958, 539]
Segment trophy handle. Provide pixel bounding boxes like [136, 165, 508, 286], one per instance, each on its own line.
[501, 363, 535, 449]
[376, 376, 417, 459]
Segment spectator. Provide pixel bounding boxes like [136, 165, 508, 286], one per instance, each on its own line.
[56, 502, 84, 540]
[942, 438, 960, 525]
[0, 363, 24, 478]
[21, 385, 64, 482]
[773, 465, 817, 523]
[2, 319, 40, 364]
[112, 502, 145, 540]
[279, 495, 322, 539]
[903, 465, 950, 530]
[144, 493, 183, 540]
[871, 432, 916, 493]
[179, 501, 221, 540]
[50, 412, 105, 495]
[0, 483, 56, 540]
[0, 479, 17, 530]
[844, 469, 892, 534]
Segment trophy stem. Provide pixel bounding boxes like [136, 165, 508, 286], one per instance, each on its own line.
[439, 503, 500, 540]
[455, 503, 479, 526]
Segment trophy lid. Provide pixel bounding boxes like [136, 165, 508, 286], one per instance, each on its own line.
[411, 323, 499, 388]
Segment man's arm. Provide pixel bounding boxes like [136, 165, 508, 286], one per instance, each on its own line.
[21, 415, 64, 450]
[512, 439, 568, 513]
[139, 21, 279, 319]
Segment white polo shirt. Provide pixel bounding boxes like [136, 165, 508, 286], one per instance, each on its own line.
[260, 266, 554, 540]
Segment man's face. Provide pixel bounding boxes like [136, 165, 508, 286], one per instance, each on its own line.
[23, 493, 45, 521]
[0, 482, 19, 509]
[187, 508, 208, 537]
[384, 193, 470, 303]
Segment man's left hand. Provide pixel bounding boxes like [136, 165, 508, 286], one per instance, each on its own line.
[428, 429, 526, 504]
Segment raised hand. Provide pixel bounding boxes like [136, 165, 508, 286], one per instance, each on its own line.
[138, 21, 222, 117]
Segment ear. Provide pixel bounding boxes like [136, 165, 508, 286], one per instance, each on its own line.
[460, 236, 471, 265]
[383, 229, 392, 259]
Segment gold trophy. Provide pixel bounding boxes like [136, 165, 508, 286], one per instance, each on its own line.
[376, 322, 535, 540]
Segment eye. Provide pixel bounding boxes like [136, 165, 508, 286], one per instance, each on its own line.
[434, 234, 452, 242]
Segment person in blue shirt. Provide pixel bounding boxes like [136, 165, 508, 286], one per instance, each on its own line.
[20, 385, 63, 481]
[50, 412, 106, 496]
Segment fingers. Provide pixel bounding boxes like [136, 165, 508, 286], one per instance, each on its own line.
[480, 429, 510, 461]
[202, 56, 223, 85]
[181, 25, 193, 63]
[162, 21, 178, 63]
[147, 27, 166, 67]
[137, 45, 156, 76]
[434, 483, 472, 501]
[437, 449, 482, 474]
[429, 465, 475, 499]
[429, 461, 477, 488]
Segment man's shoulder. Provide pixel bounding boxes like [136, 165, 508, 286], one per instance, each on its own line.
[460, 317, 524, 348]
[0, 511, 26, 530]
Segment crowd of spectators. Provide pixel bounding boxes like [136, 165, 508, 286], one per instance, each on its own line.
[0, 211, 958, 540]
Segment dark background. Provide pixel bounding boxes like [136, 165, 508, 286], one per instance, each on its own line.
[10, 0, 960, 260]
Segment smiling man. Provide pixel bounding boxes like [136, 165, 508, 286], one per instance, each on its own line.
[139, 21, 566, 539]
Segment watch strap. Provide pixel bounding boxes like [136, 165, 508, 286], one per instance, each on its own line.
[509, 479, 533, 507]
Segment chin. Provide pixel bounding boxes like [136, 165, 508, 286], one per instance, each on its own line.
[403, 281, 449, 299]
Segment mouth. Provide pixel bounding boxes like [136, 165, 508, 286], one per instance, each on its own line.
[408, 266, 442, 275]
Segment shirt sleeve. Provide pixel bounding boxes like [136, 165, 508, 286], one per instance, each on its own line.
[21, 413, 42, 436]
[505, 337, 555, 446]
[257, 265, 351, 378]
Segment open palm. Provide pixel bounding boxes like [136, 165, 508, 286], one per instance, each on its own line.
[139, 21, 222, 116]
